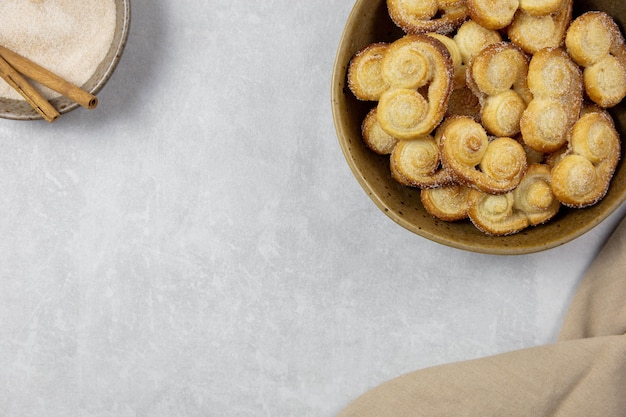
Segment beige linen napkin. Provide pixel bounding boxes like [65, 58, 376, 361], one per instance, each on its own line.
[336, 216, 626, 417]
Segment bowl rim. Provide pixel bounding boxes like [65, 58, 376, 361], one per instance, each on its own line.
[331, 0, 626, 255]
[0, 0, 131, 121]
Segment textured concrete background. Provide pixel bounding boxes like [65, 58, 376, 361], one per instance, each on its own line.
[1, 1, 625, 416]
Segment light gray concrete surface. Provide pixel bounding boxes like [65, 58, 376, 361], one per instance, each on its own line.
[1, 1, 625, 416]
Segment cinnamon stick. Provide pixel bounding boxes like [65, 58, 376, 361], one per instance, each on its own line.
[0, 54, 59, 122]
[0, 45, 98, 110]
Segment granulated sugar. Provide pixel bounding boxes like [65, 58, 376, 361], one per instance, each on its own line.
[0, 0, 116, 100]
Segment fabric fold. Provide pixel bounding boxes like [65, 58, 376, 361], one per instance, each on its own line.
[336, 336, 626, 417]
[336, 214, 626, 417]
[559, 216, 626, 340]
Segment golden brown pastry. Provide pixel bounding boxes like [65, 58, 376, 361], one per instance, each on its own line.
[453, 20, 502, 65]
[390, 135, 454, 188]
[584, 56, 626, 108]
[381, 34, 452, 89]
[421, 183, 471, 221]
[508, 0, 573, 55]
[347, 43, 391, 101]
[439, 116, 528, 194]
[467, 42, 531, 137]
[480, 91, 528, 137]
[362, 107, 399, 155]
[520, 47, 582, 153]
[513, 164, 560, 225]
[565, 11, 626, 68]
[345, 0, 626, 236]
[550, 110, 620, 208]
[467, 42, 530, 99]
[467, 0, 518, 30]
[468, 189, 529, 235]
[427, 33, 466, 89]
[467, 163, 562, 235]
[565, 11, 626, 108]
[377, 35, 454, 140]
[387, 0, 469, 35]
[518, 0, 561, 15]
[478, 136, 529, 191]
[569, 111, 620, 169]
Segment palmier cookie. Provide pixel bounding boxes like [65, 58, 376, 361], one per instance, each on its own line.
[362, 108, 399, 155]
[468, 189, 529, 235]
[377, 35, 454, 140]
[347, 43, 391, 101]
[421, 183, 471, 221]
[387, 0, 469, 35]
[519, 0, 561, 15]
[508, 0, 573, 55]
[467, 42, 531, 137]
[520, 47, 583, 153]
[390, 135, 454, 188]
[513, 164, 560, 225]
[467, 0, 519, 30]
[468, 164, 560, 235]
[439, 116, 528, 194]
[551, 110, 620, 208]
[565, 11, 626, 108]
[453, 20, 502, 66]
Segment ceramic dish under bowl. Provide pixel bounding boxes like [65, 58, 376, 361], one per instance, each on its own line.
[0, 0, 130, 120]
[332, 0, 626, 255]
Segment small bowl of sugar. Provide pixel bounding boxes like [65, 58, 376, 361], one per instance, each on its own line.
[0, 0, 130, 120]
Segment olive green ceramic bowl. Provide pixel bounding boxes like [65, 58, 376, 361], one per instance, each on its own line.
[331, 0, 626, 254]
[0, 0, 130, 120]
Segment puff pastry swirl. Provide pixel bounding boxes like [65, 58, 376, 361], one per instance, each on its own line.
[390, 135, 454, 188]
[348, 43, 391, 101]
[453, 20, 502, 65]
[508, 0, 573, 55]
[439, 116, 528, 194]
[550, 110, 620, 208]
[421, 183, 471, 221]
[520, 47, 582, 153]
[468, 189, 529, 235]
[387, 0, 469, 35]
[467, 42, 531, 137]
[362, 107, 399, 155]
[467, 0, 519, 30]
[565, 11, 626, 108]
[377, 35, 454, 140]
[513, 163, 560, 225]
[468, 164, 560, 234]
[519, 0, 561, 16]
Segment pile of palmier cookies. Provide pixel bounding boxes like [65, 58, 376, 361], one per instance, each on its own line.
[347, 0, 625, 236]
